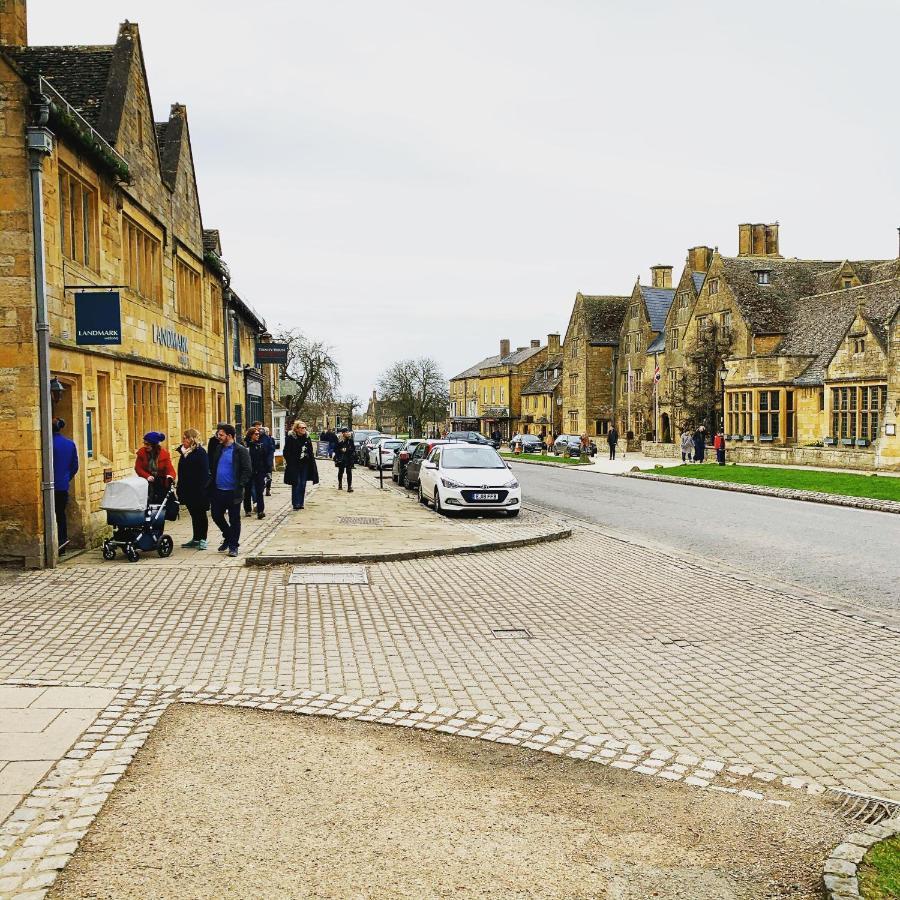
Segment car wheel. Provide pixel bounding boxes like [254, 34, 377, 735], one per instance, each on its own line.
[434, 490, 447, 515]
[392, 471, 398, 483]
[418, 483, 426, 504]
[403, 470, 411, 489]
[507, 509, 520, 517]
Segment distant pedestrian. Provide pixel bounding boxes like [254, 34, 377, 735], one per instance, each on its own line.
[693, 425, 706, 463]
[680, 429, 693, 463]
[176, 429, 210, 550]
[321, 427, 338, 458]
[52, 418, 78, 553]
[607, 426, 619, 460]
[714, 429, 726, 466]
[209, 424, 252, 557]
[244, 425, 273, 519]
[259, 426, 275, 495]
[283, 420, 319, 510]
[135, 431, 176, 503]
[333, 426, 355, 492]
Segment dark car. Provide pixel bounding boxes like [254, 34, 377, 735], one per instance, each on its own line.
[509, 434, 545, 453]
[353, 430, 382, 464]
[447, 430, 493, 446]
[402, 439, 449, 489]
[392, 438, 425, 485]
[552, 433, 596, 457]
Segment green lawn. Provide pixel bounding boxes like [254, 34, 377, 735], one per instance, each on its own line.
[654, 464, 900, 502]
[501, 452, 591, 466]
[859, 835, 900, 900]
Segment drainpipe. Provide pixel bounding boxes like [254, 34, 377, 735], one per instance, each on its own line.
[27, 125, 57, 569]
[222, 287, 232, 421]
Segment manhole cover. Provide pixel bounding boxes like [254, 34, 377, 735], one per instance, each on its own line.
[490, 628, 532, 640]
[288, 565, 369, 585]
[338, 516, 385, 526]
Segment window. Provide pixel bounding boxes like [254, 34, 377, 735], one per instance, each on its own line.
[842, 278, 853, 289]
[85, 409, 95, 460]
[853, 337, 865, 355]
[491, 386, 496, 403]
[210, 283, 223, 335]
[137, 110, 144, 145]
[861, 385, 886, 440]
[127, 377, 166, 452]
[758, 390, 780, 438]
[230, 312, 241, 368]
[835, 385, 887, 440]
[569, 374, 579, 397]
[786, 390, 795, 442]
[483, 388, 487, 403]
[667, 369, 678, 394]
[59, 166, 98, 271]
[500, 387, 505, 403]
[176, 258, 203, 326]
[630, 304, 639, 320]
[755, 270, 770, 285]
[696, 316, 709, 336]
[123, 216, 162, 304]
[96, 371, 112, 460]
[570, 342, 578, 359]
[668, 328, 679, 351]
[568, 410, 579, 432]
[708, 278, 719, 296]
[722, 311, 732, 332]
[180, 385, 206, 435]
[819, 389, 825, 412]
[727, 390, 753, 436]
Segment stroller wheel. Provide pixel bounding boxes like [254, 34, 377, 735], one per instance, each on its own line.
[102, 541, 116, 561]
[125, 544, 140, 563]
[157, 535, 174, 558]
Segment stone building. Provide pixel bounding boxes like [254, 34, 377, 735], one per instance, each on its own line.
[560, 292, 629, 437]
[449, 354, 497, 432]
[519, 336, 562, 440]
[477, 339, 548, 440]
[0, 4, 268, 566]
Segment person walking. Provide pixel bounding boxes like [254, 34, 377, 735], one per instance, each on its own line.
[244, 425, 272, 519]
[52, 418, 79, 554]
[333, 426, 355, 492]
[607, 426, 619, 461]
[175, 429, 210, 550]
[692, 425, 707, 463]
[283, 420, 319, 510]
[321, 426, 338, 458]
[208, 424, 251, 557]
[259, 426, 275, 496]
[680, 429, 694, 463]
[135, 432, 176, 503]
[714, 429, 726, 466]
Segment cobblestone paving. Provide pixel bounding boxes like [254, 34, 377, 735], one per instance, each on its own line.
[3, 498, 899, 807]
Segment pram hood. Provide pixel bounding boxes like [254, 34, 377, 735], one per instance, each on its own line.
[101, 476, 149, 511]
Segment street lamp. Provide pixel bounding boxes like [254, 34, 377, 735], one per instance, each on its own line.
[719, 367, 728, 432]
[50, 377, 65, 404]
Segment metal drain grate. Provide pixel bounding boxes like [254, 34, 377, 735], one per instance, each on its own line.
[490, 627, 533, 640]
[288, 565, 369, 585]
[830, 788, 900, 825]
[338, 516, 385, 526]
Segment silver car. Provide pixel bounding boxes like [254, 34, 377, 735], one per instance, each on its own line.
[367, 438, 403, 469]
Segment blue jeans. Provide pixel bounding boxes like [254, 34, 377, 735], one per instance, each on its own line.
[291, 471, 309, 509]
[210, 488, 242, 551]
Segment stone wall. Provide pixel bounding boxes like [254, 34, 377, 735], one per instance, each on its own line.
[727, 443, 884, 471]
[640, 441, 678, 459]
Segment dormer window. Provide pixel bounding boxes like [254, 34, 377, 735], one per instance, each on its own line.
[842, 278, 853, 289]
[754, 270, 770, 285]
[853, 337, 865, 354]
[708, 278, 719, 296]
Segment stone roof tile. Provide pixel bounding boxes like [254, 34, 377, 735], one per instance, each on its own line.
[582, 295, 630, 344]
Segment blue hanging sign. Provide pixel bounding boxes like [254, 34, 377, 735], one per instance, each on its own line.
[75, 291, 122, 345]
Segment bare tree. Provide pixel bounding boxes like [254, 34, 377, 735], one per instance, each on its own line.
[337, 394, 362, 429]
[377, 357, 448, 438]
[274, 328, 340, 425]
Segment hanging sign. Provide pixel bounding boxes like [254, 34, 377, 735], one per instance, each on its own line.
[75, 291, 122, 345]
[255, 342, 289, 365]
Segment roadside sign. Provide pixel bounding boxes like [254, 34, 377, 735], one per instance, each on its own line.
[75, 291, 121, 345]
[255, 342, 289, 365]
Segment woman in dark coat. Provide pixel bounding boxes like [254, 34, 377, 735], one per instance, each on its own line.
[283, 420, 319, 510]
[175, 428, 210, 549]
[333, 427, 355, 492]
[692, 425, 707, 463]
[244, 425, 273, 519]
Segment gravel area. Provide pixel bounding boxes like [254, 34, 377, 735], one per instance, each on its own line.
[49, 705, 845, 900]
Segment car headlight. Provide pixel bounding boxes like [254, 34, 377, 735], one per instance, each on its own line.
[441, 477, 464, 489]
[503, 479, 519, 488]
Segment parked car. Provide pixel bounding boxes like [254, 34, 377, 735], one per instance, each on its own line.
[447, 430, 492, 446]
[551, 434, 596, 457]
[402, 439, 450, 489]
[355, 431, 383, 464]
[367, 438, 403, 469]
[418, 443, 521, 517]
[509, 434, 545, 453]
[392, 439, 425, 484]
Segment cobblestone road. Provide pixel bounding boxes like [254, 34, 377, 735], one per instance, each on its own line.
[2, 477, 898, 802]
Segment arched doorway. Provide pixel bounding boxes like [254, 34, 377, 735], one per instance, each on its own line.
[661, 413, 671, 443]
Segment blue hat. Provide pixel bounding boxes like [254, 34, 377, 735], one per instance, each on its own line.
[143, 431, 166, 444]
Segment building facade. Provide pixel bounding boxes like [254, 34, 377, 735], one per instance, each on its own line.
[0, 6, 268, 566]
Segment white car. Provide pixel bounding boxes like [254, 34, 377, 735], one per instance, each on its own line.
[367, 438, 403, 469]
[417, 443, 521, 516]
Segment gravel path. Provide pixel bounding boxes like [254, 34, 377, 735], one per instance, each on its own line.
[49, 705, 845, 899]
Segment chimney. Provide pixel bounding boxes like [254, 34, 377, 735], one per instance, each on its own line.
[738, 222, 781, 257]
[372, 389, 377, 400]
[738, 223, 752, 256]
[765, 223, 780, 257]
[687, 246, 712, 272]
[530, 339, 540, 348]
[650, 265, 673, 289]
[500, 338, 510, 358]
[0, 0, 27, 46]
[516, 346, 526, 352]
[752, 224, 767, 256]
[547, 333, 560, 353]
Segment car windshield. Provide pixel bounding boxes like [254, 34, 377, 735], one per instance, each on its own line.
[383, 441, 403, 450]
[441, 446, 505, 469]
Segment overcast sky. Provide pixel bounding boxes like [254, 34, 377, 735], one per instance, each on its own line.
[31, 1, 900, 399]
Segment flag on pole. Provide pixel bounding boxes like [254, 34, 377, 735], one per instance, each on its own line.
[654, 363, 661, 383]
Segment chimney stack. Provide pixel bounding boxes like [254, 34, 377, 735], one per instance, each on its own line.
[0, 0, 28, 46]
[687, 246, 712, 272]
[530, 339, 540, 348]
[650, 265, 673, 289]
[372, 389, 377, 400]
[738, 222, 781, 257]
[500, 338, 510, 358]
[516, 346, 526, 353]
[547, 333, 560, 353]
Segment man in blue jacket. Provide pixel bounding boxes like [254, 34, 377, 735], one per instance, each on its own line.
[52, 418, 79, 553]
[208, 423, 252, 557]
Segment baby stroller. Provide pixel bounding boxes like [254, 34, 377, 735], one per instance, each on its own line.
[100, 476, 180, 562]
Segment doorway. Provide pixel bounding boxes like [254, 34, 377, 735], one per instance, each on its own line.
[661, 413, 671, 443]
[51, 373, 86, 549]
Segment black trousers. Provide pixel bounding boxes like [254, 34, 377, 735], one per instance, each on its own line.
[244, 472, 267, 514]
[210, 488, 242, 550]
[186, 503, 208, 541]
[337, 465, 353, 488]
[54, 490, 69, 548]
[608, 445, 616, 460]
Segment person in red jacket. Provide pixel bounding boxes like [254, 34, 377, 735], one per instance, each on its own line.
[714, 430, 726, 466]
[135, 431, 177, 503]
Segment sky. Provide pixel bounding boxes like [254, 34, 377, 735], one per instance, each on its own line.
[30, 0, 900, 400]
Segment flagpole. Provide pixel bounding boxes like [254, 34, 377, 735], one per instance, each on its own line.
[627, 359, 632, 439]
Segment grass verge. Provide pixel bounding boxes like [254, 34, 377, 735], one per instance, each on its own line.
[859, 835, 900, 899]
[501, 452, 591, 466]
[651, 464, 900, 502]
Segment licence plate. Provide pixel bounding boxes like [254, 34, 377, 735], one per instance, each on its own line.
[472, 492, 499, 501]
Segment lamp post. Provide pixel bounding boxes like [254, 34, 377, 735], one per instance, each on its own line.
[719, 366, 728, 434]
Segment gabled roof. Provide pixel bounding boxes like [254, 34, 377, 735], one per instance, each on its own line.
[646, 333, 666, 354]
[203, 229, 222, 256]
[691, 272, 705, 294]
[450, 354, 500, 381]
[581, 294, 630, 345]
[639, 286, 676, 332]
[155, 109, 184, 191]
[521, 354, 563, 395]
[776, 278, 900, 385]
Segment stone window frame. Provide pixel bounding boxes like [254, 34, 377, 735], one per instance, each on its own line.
[708, 278, 719, 296]
[59, 164, 100, 273]
[122, 214, 163, 306]
[175, 256, 203, 328]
